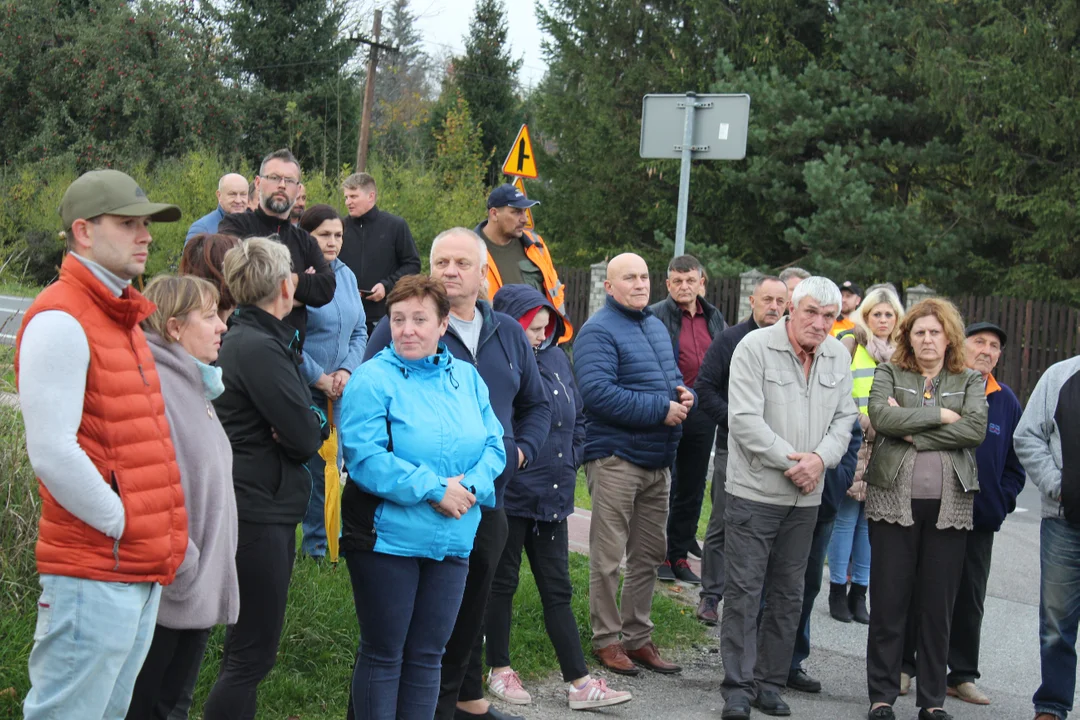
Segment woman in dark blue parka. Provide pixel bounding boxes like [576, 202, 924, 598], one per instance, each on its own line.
[484, 285, 632, 711]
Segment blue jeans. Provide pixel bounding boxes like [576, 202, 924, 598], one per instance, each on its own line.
[792, 518, 835, 670]
[1034, 517, 1080, 719]
[302, 390, 339, 557]
[345, 550, 469, 720]
[827, 496, 870, 585]
[23, 574, 161, 720]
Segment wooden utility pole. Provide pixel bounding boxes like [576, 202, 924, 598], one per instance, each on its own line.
[355, 9, 396, 173]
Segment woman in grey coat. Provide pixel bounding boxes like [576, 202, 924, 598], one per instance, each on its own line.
[126, 275, 238, 720]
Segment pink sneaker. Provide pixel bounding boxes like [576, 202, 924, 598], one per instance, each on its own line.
[487, 668, 532, 705]
[568, 676, 633, 710]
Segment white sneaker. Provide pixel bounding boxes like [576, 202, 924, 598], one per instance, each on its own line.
[568, 677, 633, 710]
[487, 668, 532, 705]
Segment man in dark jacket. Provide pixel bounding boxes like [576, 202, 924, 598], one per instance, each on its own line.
[788, 420, 862, 694]
[576, 252, 695, 677]
[217, 149, 335, 350]
[949, 322, 1025, 703]
[694, 275, 789, 624]
[340, 172, 421, 335]
[481, 285, 632, 709]
[364, 227, 550, 720]
[648, 254, 725, 584]
[902, 321, 1026, 706]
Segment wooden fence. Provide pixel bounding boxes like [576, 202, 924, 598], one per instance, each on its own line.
[560, 268, 1080, 404]
[951, 296, 1080, 403]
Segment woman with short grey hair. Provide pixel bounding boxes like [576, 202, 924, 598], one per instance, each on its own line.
[202, 237, 328, 719]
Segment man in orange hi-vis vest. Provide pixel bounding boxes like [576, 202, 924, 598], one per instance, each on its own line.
[475, 184, 573, 343]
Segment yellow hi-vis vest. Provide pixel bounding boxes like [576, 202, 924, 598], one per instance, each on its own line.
[851, 343, 877, 415]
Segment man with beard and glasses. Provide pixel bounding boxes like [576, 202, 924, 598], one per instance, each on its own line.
[219, 149, 334, 350]
[694, 275, 789, 625]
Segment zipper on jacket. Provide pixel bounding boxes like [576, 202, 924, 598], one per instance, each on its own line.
[110, 471, 123, 570]
[553, 372, 572, 407]
[128, 334, 150, 387]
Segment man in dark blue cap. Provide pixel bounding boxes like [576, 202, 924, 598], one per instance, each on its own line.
[475, 183, 573, 342]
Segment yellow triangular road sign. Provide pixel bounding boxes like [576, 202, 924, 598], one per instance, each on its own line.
[502, 124, 539, 179]
[512, 177, 535, 229]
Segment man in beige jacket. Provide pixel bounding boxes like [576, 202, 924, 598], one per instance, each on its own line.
[719, 276, 858, 720]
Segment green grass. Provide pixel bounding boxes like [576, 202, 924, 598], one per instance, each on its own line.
[0, 279, 41, 298]
[3, 532, 706, 719]
[0, 346, 14, 387]
[574, 468, 714, 540]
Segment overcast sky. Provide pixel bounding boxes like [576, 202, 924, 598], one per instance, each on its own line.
[409, 0, 551, 90]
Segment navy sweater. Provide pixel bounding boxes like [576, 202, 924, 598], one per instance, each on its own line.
[493, 284, 584, 523]
[364, 300, 551, 509]
[819, 420, 863, 525]
[574, 295, 693, 470]
[973, 378, 1026, 532]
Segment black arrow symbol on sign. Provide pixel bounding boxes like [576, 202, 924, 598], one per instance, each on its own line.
[517, 138, 530, 172]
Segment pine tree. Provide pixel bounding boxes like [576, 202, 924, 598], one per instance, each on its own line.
[448, 0, 524, 184]
[530, 0, 833, 266]
[221, 0, 361, 172]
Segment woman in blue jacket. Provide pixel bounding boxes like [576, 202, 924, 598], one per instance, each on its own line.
[338, 274, 506, 720]
[297, 204, 368, 558]
[483, 285, 633, 711]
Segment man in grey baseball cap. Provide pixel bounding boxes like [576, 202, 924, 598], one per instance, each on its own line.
[17, 169, 187, 719]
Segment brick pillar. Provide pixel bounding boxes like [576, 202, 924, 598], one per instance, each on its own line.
[905, 283, 935, 310]
[737, 269, 765, 323]
[588, 261, 608, 318]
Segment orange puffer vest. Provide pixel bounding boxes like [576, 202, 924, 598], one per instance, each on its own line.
[15, 254, 187, 584]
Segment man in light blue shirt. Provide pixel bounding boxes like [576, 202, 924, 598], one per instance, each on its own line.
[184, 173, 249, 244]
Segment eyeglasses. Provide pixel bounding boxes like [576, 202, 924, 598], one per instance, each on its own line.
[261, 174, 300, 187]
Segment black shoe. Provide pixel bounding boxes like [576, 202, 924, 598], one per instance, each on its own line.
[829, 582, 853, 622]
[787, 667, 822, 693]
[453, 706, 525, 720]
[721, 695, 751, 720]
[868, 706, 896, 720]
[657, 560, 676, 581]
[672, 558, 701, 584]
[689, 539, 703, 558]
[752, 690, 791, 716]
[849, 582, 870, 624]
[918, 710, 954, 720]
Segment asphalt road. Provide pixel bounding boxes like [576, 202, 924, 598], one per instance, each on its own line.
[0, 294, 33, 345]
[515, 481, 1055, 720]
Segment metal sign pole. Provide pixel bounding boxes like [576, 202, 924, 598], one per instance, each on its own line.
[674, 92, 696, 258]
[640, 92, 750, 259]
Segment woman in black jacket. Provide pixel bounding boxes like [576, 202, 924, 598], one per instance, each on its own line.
[202, 237, 327, 720]
[484, 284, 632, 711]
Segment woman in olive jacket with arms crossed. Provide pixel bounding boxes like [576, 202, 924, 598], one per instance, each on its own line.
[862, 298, 987, 720]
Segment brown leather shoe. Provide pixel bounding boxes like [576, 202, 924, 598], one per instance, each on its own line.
[593, 643, 639, 675]
[625, 641, 681, 674]
[1035, 714, 1060, 720]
